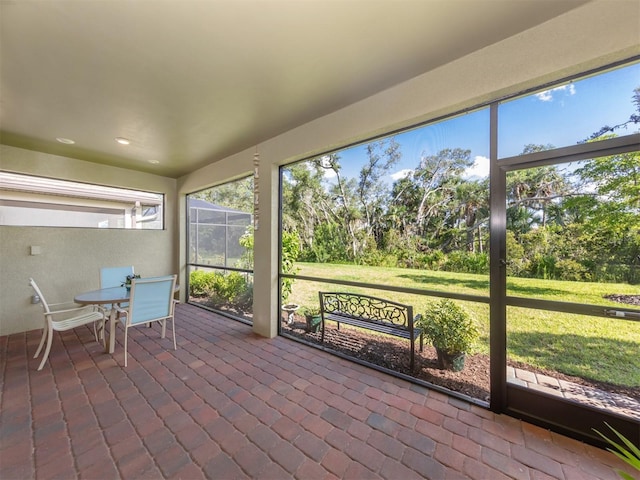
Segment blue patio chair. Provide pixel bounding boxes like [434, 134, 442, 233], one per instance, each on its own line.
[114, 275, 177, 367]
[30, 278, 105, 371]
[100, 265, 135, 290]
[99, 265, 134, 334]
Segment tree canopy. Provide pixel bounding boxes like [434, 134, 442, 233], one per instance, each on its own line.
[280, 86, 639, 284]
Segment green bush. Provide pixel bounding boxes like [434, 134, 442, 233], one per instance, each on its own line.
[441, 251, 489, 274]
[238, 227, 254, 270]
[218, 272, 246, 301]
[417, 299, 479, 354]
[528, 254, 557, 279]
[506, 231, 527, 277]
[189, 270, 253, 312]
[420, 250, 446, 270]
[358, 248, 399, 267]
[281, 230, 301, 302]
[301, 306, 321, 318]
[556, 259, 592, 281]
[232, 283, 254, 311]
[189, 270, 216, 296]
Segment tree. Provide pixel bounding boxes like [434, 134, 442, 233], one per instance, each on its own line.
[571, 146, 640, 282]
[453, 179, 489, 252]
[389, 175, 422, 235]
[506, 149, 570, 229]
[410, 148, 473, 243]
[321, 154, 361, 259]
[193, 177, 253, 212]
[586, 86, 640, 140]
[281, 161, 327, 252]
[357, 138, 401, 245]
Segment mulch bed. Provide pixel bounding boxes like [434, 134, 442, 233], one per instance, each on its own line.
[284, 320, 492, 401]
[605, 294, 640, 307]
[281, 311, 640, 403]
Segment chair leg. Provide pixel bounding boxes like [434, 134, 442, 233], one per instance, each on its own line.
[100, 318, 106, 349]
[93, 306, 106, 341]
[171, 317, 176, 350]
[37, 324, 54, 371]
[123, 326, 128, 367]
[34, 322, 47, 359]
[93, 320, 101, 342]
[161, 319, 167, 339]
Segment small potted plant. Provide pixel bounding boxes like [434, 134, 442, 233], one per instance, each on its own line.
[122, 274, 141, 290]
[301, 306, 321, 333]
[417, 298, 479, 372]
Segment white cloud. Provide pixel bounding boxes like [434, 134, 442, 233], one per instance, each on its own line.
[464, 156, 489, 179]
[323, 169, 337, 180]
[390, 169, 412, 181]
[535, 84, 576, 102]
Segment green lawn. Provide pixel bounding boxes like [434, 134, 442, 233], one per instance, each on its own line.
[286, 262, 640, 387]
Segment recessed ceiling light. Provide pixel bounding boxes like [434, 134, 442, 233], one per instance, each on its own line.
[115, 137, 131, 145]
[56, 137, 75, 144]
[148, 160, 160, 164]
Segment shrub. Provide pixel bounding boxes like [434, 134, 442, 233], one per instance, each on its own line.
[189, 270, 216, 296]
[358, 248, 399, 267]
[417, 299, 479, 354]
[281, 230, 301, 302]
[421, 250, 446, 270]
[301, 306, 321, 318]
[528, 254, 557, 279]
[555, 259, 591, 281]
[189, 270, 253, 312]
[219, 272, 246, 301]
[233, 283, 254, 311]
[442, 251, 489, 274]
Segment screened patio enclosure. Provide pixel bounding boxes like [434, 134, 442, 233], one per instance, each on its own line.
[188, 198, 252, 268]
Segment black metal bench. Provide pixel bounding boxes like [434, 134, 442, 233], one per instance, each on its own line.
[318, 292, 423, 370]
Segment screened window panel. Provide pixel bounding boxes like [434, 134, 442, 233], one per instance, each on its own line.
[498, 62, 640, 159]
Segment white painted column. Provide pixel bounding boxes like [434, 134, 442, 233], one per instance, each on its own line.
[251, 157, 279, 338]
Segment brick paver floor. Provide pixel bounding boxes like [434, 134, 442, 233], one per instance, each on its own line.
[0, 303, 634, 479]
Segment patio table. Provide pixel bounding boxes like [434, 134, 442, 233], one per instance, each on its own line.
[75, 284, 179, 354]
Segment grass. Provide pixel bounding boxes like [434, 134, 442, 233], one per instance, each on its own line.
[286, 262, 640, 387]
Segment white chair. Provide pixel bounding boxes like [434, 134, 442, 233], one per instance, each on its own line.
[30, 278, 106, 371]
[115, 275, 177, 367]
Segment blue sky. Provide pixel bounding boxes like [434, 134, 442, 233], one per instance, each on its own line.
[322, 61, 639, 184]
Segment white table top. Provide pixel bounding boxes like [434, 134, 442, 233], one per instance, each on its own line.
[74, 284, 180, 305]
[74, 286, 129, 305]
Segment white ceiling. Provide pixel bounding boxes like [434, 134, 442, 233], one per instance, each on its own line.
[1, 0, 590, 178]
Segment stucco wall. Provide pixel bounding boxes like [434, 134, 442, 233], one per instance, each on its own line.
[0, 145, 178, 336]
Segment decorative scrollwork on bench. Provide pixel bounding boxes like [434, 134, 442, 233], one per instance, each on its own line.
[319, 292, 423, 370]
[322, 293, 409, 328]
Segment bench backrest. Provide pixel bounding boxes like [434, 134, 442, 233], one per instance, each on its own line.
[319, 292, 413, 330]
